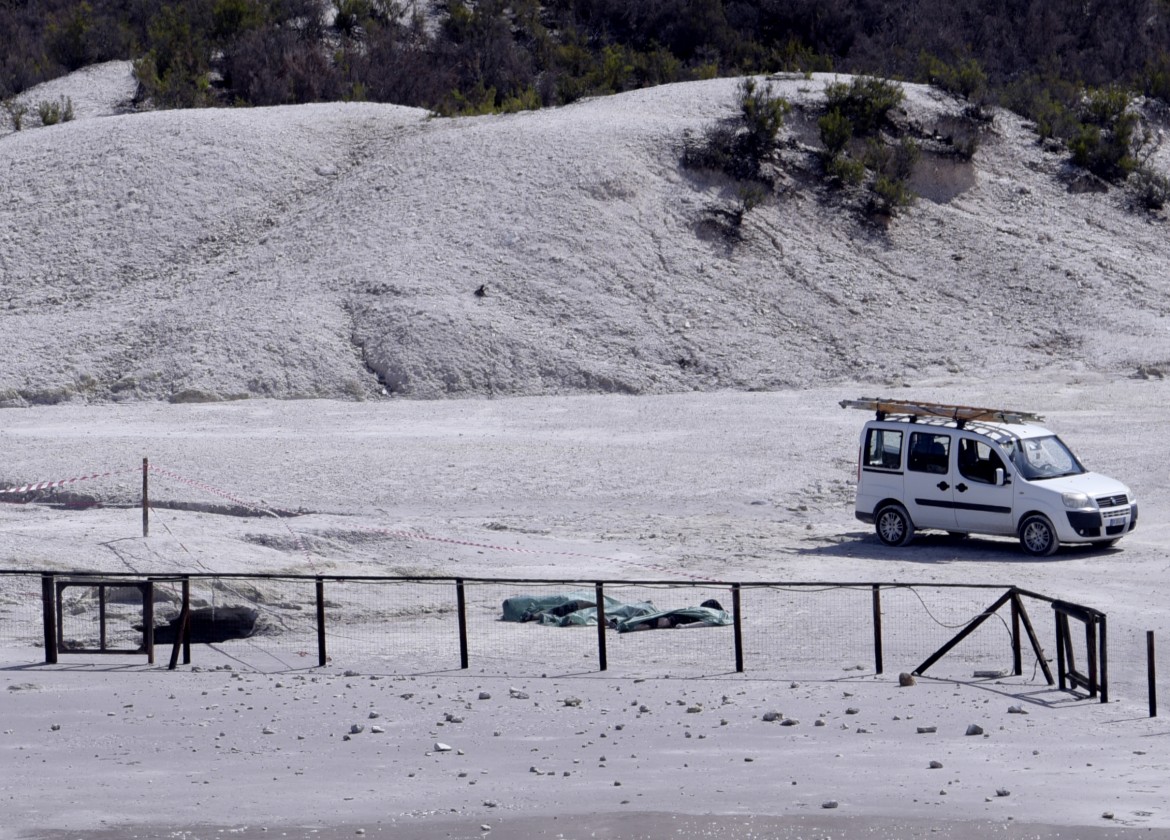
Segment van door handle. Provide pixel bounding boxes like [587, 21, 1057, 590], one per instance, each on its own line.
[937, 481, 949, 491]
[956, 483, 968, 492]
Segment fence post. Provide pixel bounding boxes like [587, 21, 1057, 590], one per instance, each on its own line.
[1148, 631, 1157, 718]
[595, 582, 607, 672]
[1099, 613, 1108, 704]
[41, 574, 57, 664]
[142, 457, 150, 538]
[144, 581, 155, 665]
[457, 579, 469, 669]
[732, 583, 743, 673]
[871, 585, 883, 675]
[1010, 591, 1023, 676]
[181, 576, 191, 665]
[315, 577, 327, 667]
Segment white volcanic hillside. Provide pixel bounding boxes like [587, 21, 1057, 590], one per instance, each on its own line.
[3, 61, 1170, 406]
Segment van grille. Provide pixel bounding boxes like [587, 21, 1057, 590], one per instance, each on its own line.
[1096, 494, 1129, 509]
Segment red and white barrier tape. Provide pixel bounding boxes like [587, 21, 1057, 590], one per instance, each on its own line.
[145, 465, 316, 567]
[0, 468, 136, 495]
[2, 463, 706, 582]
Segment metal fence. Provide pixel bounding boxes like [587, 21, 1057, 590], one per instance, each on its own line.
[0, 570, 1106, 697]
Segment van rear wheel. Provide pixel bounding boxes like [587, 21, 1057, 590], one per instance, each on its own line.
[876, 504, 914, 547]
[1019, 514, 1059, 557]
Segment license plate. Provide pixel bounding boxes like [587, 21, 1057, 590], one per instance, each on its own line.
[1106, 517, 1126, 527]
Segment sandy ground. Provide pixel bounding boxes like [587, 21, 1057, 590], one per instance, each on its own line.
[3, 381, 1170, 839]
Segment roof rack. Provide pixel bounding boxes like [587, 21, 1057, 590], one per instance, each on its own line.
[840, 398, 1043, 426]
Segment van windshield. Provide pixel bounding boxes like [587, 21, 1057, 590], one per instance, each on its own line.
[1003, 435, 1085, 480]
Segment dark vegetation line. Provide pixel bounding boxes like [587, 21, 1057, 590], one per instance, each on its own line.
[3, 1, 1170, 205]
[5, 0, 1170, 116]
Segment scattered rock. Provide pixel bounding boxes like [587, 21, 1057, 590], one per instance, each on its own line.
[563, 697, 582, 707]
[965, 724, 984, 736]
[479, 692, 492, 700]
[434, 742, 452, 752]
[762, 711, 783, 722]
[822, 800, 839, 809]
[349, 724, 364, 735]
[929, 761, 943, 769]
[845, 708, 860, 715]
[1007, 705, 1028, 714]
[996, 788, 1010, 797]
[917, 726, 937, 734]
[899, 672, 916, 687]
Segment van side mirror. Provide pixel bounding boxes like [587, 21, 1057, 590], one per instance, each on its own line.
[995, 467, 1008, 486]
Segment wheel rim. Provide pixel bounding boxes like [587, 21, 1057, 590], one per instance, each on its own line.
[1023, 520, 1051, 553]
[879, 511, 904, 543]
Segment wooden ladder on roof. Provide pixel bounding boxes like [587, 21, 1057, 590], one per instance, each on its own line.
[839, 398, 1043, 425]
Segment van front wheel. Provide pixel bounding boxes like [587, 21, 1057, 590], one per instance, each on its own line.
[876, 504, 914, 547]
[1019, 514, 1059, 557]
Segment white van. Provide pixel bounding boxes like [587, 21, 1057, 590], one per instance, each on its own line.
[842, 399, 1137, 555]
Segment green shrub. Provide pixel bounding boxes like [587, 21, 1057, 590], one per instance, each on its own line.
[863, 137, 918, 216]
[682, 78, 789, 183]
[824, 153, 865, 185]
[1069, 88, 1144, 181]
[37, 95, 73, 125]
[1002, 75, 1081, 141]
[1130, 165, 1170, 211]
[868, 175, 915, 216]
[823, 76, 903, 137]
[737, 77, 790, 161]
[818, 107, 852, 158]
[918, 53, 988, 102]
[2, 99, 28, 130]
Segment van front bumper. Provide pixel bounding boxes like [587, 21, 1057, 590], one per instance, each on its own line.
[1065, 503, 1137, 539]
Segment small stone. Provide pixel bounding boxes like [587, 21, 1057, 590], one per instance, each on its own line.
[370, 725, 385, 734]
[350, 724, 364, 735]
[262, 727, 275, 735]
[434, 742, 452, 752]
[483, 800, 498, 808]
[822, 800, 839, 809]
[50, 724, 61, 732]
[929, 761, 943, 769]
[917, 726, 937, 734]
[899, 672, 916, 687]
[479, 692, 491, 700]
[686, 705, 702, 714]
[845, 707, 860, 715]
[966, 724, 984, 736]
[563, 697, 582, 707]
[814, 719, 826, 727]
[780, 719, 799, 726]
[1007, 705, 1028, 715]
[481, 826, 491, 832]
[762, 711, 783, 722]
[996, 788, 1010, 797]
[368, 711, 381, 719]
[1102, 812, 1115, 820]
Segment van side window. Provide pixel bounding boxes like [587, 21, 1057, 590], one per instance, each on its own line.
[908, 432, 950, 474]
[863, 429, 903, 469]
[958, 438, 1005, 484]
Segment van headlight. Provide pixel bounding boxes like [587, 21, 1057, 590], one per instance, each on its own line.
[1062, 492, 1093, 509]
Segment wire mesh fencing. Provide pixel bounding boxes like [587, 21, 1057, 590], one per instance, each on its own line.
[0, 572, 1091, 692]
